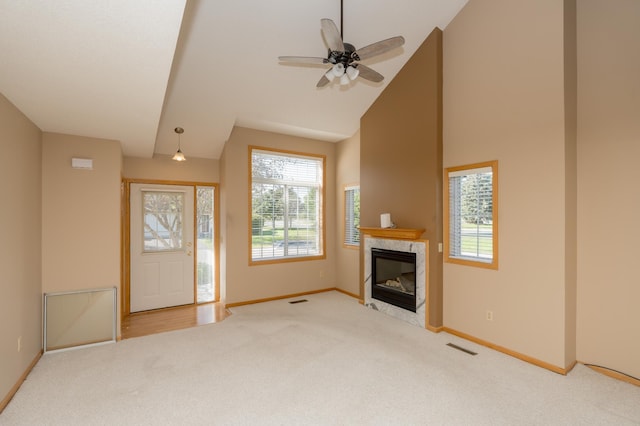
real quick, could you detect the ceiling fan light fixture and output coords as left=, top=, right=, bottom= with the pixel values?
left=346, top=65, right=359, bottom=81
left=172, top=127, right=186, bottom=162
left=325, top=69, right=336, bottom=82
left=277, top=0, right=404, bottom=88
left=332, top=63, right=345, bottom=77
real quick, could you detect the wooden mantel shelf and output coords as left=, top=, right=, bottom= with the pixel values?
left=359, top=227, right=425, bottom=240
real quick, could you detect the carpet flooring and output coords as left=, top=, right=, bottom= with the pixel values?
left=2, top=291, right=639, bottom=425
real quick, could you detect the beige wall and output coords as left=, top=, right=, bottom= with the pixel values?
left=443, top=0, right=571, bottom=368
left=220, top=126, right=336, bottom=304
left=360, top=29, right=444, bottom=327
left=577, top=0, right=640, bottom=378
left=335, top=131, right=360, bottom=297
left=563, top=0, right=578, bottom=370
left=123, top=156, right=219, bottom=182
left=42, top=133, right=122, bottom=321
left=0, top=94, right=42, bottom=406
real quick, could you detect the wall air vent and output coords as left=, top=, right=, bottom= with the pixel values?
left=71, top=158, right=93, bottom=170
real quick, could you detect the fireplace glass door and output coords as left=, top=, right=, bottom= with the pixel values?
left=371, top=248, right=417, bottom=312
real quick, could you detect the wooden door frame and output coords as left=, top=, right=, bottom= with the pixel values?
left=121, top=178, right=220, bottom=319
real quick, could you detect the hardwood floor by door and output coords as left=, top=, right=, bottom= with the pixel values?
left=121, top=302, right=230, bottom=339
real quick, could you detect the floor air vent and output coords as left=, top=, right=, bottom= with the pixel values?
left=289, top=299, right=308, bottom=304
left=446, top=343, right=477, bottom=356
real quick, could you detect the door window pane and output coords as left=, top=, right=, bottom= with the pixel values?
left=143, top=191, right=184, bottom=252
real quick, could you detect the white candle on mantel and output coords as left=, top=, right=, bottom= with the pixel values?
left=380, top=213, right=392, bottom=228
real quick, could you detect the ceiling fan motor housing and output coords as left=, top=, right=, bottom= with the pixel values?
left=328, top=42, right=357, bottom=66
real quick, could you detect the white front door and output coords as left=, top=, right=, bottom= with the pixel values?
left=130, top=184, right=195, bottom=312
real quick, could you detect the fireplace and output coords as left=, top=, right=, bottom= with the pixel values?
left=371, top=248, right=417, bottom=312
left=364, top=236, right=426, bottom=328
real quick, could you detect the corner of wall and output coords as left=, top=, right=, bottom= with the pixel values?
left=335, top=131, right=361, bottom=298
left=360, top=28, right=444, bottom=328
left=0, top=92, right=43, bottom=408
left=563, top=0, right=578, bottom=370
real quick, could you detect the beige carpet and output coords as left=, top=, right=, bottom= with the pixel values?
left=2, top=291, right=639, bottom=425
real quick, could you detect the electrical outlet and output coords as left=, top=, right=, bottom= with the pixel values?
left=486, top=311, right=494, bottom=321
left=18, top=336, right=22, bottom=352
left=319, top=270, right=325, bottom=278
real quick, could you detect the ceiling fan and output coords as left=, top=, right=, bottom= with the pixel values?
left=278, top=2, right=405, bottom=88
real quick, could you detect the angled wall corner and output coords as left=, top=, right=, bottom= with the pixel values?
left=42, top=133, right=122, bottom=332
left=0, top=93, right=43, bottom=409
left=219, top=126, right=338, bottom=305
left=443, top=0, right=571, bottom=370
left=576, top=0, right=640, bottom=379
left=360, top=28, right=444, bottom=328
left=563, top=0, right=578, bottom=371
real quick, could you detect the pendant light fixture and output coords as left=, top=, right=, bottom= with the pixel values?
left=172, top=127, right=186, bottom=161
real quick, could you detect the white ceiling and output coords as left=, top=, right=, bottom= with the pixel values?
left=0, top=0, right=468, bottom=160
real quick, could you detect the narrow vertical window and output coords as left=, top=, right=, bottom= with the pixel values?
left=196, top=186, right=215, bottom=303
left=444, top=161, right=498, bottom=269
left=344, top=185, right=360, bottom=247
left=250, top=147, right=325, bottom=263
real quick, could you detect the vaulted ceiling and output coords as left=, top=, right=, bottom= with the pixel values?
left=0, top=0, right=468, bottom=160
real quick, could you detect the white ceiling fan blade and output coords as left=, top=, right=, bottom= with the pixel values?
left=355, top=64, right=384, bottom=83
left=321, top=18, right=345, bottom=52
left=353, top=36, right=405, bottom=61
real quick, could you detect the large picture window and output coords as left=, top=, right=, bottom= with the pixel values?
left=444, top=161, right=498, bottom=269
left=250, top=147, right=325, bottom=263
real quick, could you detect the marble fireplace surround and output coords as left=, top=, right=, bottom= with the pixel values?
left=363, top=232, right=428, bottom=328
